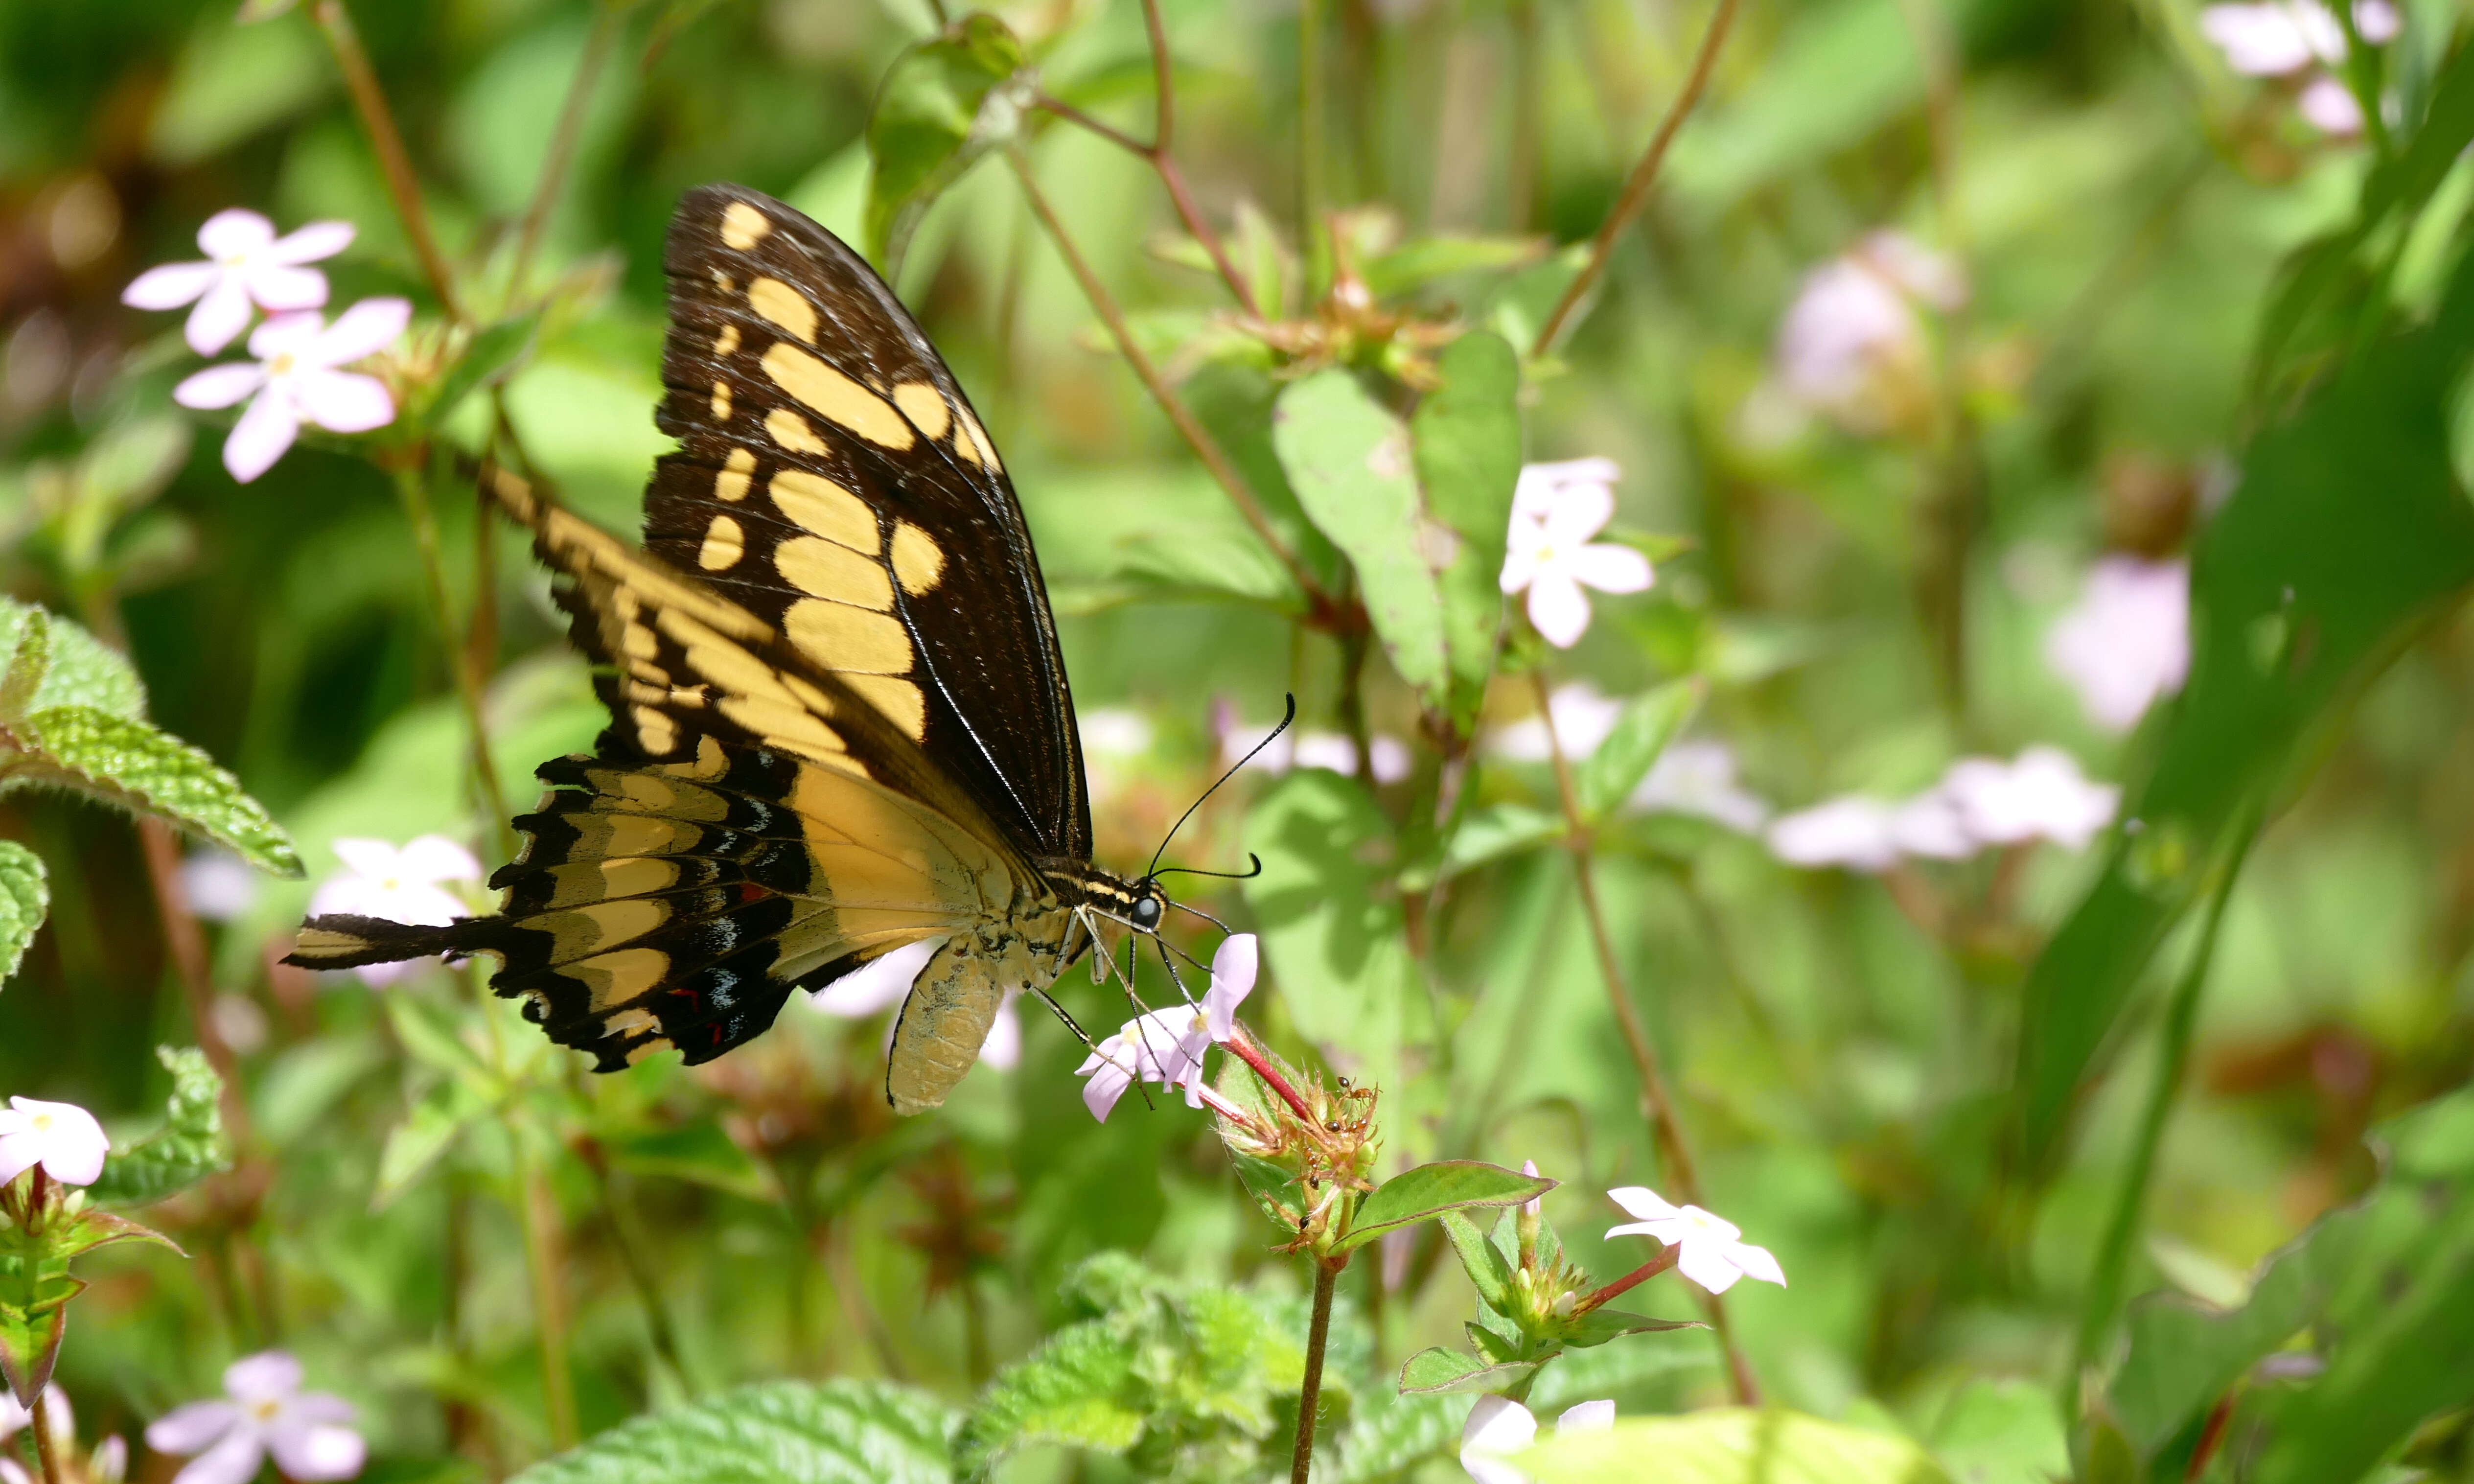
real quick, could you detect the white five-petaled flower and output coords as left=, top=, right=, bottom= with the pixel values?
left=1076, top=934, right=1257, bottom=1122
left=146, top=1352, right=365, bottom=1484
left=121, top=209, right=354, bottom=356
left=2046, top=555, right=2191, bottom=732
left=1938, top=747, right=2120, bottom=851
left=0, top=1095, right=110, bottom=1188
left=805, top=938, right=1024, bottom=1070
left=1630, top=740, right=1773, bottom=834
left=305, top=835, right=482, bottom=988
left=1499, top=460, right=1654, bottom=649
left=1487, top=681, right=1625, bottom=763
left=1459, top=1395, right=1616, bottom=1484
left=1605, top=1186, right=1786, bottom=1296
left=174, top=300, right=408, bottom=483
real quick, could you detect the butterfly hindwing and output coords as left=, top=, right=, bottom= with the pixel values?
left=639, top=184, right=1090, bottom=864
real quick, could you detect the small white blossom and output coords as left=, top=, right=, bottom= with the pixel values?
left=1939, top=747, right=2118, bottom=850
left=121, top=209, right=353, bottom=355
left=1076, top=934, right=1256, bottom=1121
left=179, top=849, right=260, bottom=923
left=0, top=1096, right=110, bottom=1187
left=1488, top=682, right=1625, bottom=763
left=2199, top=0, right=2396, bottom=134
left=1628, top=740, right=1772, bottom=834
left=146, top=1352, right=364, bottom=1484
left=1769, top=232, right=1966, bottom=435
left=175, top=299, right=408, bottom=482
left=2296, top=74, right=2366, bottom=132
left=2046, top=556, right=2190, bottom=732
left=1606, top=1186, right=1786, bottom=1296
left=1767, top=795, right=1964, bottom=871
left=1499, top=461, right=1654, bottom=648
left=306, top=835, right=481, bottom=988
left=1459, top=1395, right=1617, bottom=1484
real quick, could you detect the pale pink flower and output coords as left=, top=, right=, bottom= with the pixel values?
left=1771, top=232, right=1966, bottom=434
left=1499, top=461, right=1654, bottom=648
left=2046, top=556, right=2190, bottom=732
left=1766, top=795, right=1966, bottom=871
left=1606, top=1186, right=1786, bottom=1296
left=122, top=209, right=353, bottom=355
left=2198, top=0, right=2396, bottom=72
left=1488, top=682, right=1624, bottom=762
left=1076, top=934, right=1256, bottom=1121
left=2297, top=75, right=2366, bottom=132
left=174, top=300, right=408, bottom=482
left=1628, top=740, right=1772, bottom=833
left=1459, top=1396, right=1616, bottom=1484
left=146, top=1353, right=364, bottom=1484
left=0, top=1096, right=109, bottom=1187
left=306, top=835, right=480, bottom=988
left=1939, top=746, right=2118, bottom=850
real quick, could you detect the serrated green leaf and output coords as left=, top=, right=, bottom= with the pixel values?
left=0, top=843, right=46, bottom=985
left=1397, top=1345, right=1540, bottom=1396
left=1575, top=681, right=1702, bottom=820
left=1413, top=331, right=1523, bottom=731
left=1519, top=1410, right=1953, bottom=1484
left=0, top=706, right=299, bottom=876
left=0, top=610, right=48, bottom=720
left=864, top=14, right=1034, bottom=277
left=959, top=1319, right=1144, bottom=1470
left=428, top=312, right=541, bottom=424
left=373, top=1081, right=486, bottom=1210
left=0, top=601, right=144, bottom=720
left=1338, top=1161, right=1553, bottom=1253
left=601, top=1120, right=778, bottom=1203
left=86, top=1046, right=231, bottom=1206
left=509, top=1380, right=957, bottom=1484
left=1273, top=369, right=1451, bottom=698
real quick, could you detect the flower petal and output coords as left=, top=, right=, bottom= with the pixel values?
left=1205, top=934, right=1257, bottom=1040
left=265, top=221, right=355, bottom=266
left=1730, top=1241, right=1788, bottom=1287
left=248, top=310, right=326, bottom=360
left=1536, top=480, right=1617, bottom=543
left=222, top=391, right=301, bottom=483
left=396, top=835, right=483, bottom=885
left=328, top=838, right=400, bottom=879
left=811, top=937, right=940, bottom=1017
left=1462, top=1395, right=1538, bottom=1455
left=224, top=1350, right=304, bottom=1403
left=1676, top=1240, right=1745, bottom=1295
left=1565, top=542, right=1654, bottom=596
left=267, top=1421, right=364, bottom=1483
left=32, top=1101, right=109, bottom=1185
left=1606, top=1185, right=1683, bottom=1222
left=1525, top=572, right=1593, bottom=648
left=196, top=209, right=276, bottom=259
left=167, top=1427, right=264, bottom=1484
left=0, top=1133, right=37, bottom=1188
left=311, top=298, right=411, bottom=366
left=122, top=261, right=219, bottom=311
left=144, top=1401, right=242, bottom=1456
left=977, top=993, right=1021, bottom=1070
left=174, top=363, right=268, bottom=411
left=184, top=278, right=256, bottom=355
left=1556, top=1400, right=1616, bottom=1434
left=1082, top=1059, right=1134, bottom=1122
left=294, top=371, right=394, bottom=434
left=244, top=263, right=330, bottom=313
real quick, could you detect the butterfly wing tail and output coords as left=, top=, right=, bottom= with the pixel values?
left=284, top=915, right=497, bottom=972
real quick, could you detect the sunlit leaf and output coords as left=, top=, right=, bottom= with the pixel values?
left=1520, top=1410, right=1953, bottom=1484
left=1412, top=330, right=1523, bottom=731
left=509, top=1380, right=957, bottom=1484
left=1575, top=680, right=1702, bottom=821
left=0, top=844, right=46, bottom=986
left=1397, top=1345, right=1538, bottom=1395
left=0, top=707, right=300, bottom=877
left=863, top=13, right=1034, bottom=277
left=1337, top=1161, right=1553, bottom=1253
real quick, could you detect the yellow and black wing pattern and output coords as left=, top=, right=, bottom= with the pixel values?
left=287, top=186, right=1092, bottom=1075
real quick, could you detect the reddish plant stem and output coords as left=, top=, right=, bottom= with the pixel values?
left=28, top=1387, right=63, bottom=1484
left=137, top=816, right=253, bottom=1146
left=312, top=0, right=464, bottom=323
left=1530, top=0, right=1745, bottom=356
left=1225, top=1027, right=1320, bottom=1124
left=1290, top=1254, right=1346, bottom=1484
left=1575, top=1244, right=1681, bottom=1313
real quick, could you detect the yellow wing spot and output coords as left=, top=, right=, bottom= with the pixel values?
left=761, top=343, right=917, bottom=451
left=781, top=674, right=837, bottom=718
left=768, top=468, right=879, bottom=552
left=623, top=622, right=660, bottom=662
left=748, top=277, right=817, bottom=344
left=717, top=694, right=848, bottom=762
left=776, top=535, right=894, bottom=611
left=633, top=703, right=678, bottom=755
left=889, top=520, right=946, bottom=596
left=714, top=324, right=741, bottom=358
left=956, top=404, right=1002, bottom=473
left=715, top=448, right=756, bottom=503
left=720, top=201, right=772, bottom=250
left=766, top=408, right=828, bottom=456
left=684, top=732, right=729, bottom=777
left=601, top=1007, right=661, bottom=1039
left=784, top=597, right=913, bottom=674
left=846, top=673, right=928, bottom=740
left=891, top=381, right=953, bottom=441
left=669, top=685, right=711, bottom=710
left=710, top=379, right=732, bottom=421
left=698, top=515, right=746, bottom=572
left=574, top=946, right=673, bottom=1010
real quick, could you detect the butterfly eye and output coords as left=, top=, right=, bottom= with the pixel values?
left=1133, top=896, right=1162, bottom=930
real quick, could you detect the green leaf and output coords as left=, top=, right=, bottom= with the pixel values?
left=1574, top=680, right=1702, bottom=821
left=1273, top=369, right=1451, bottom=698
left=1558, top=1308, right=1698, bottom=1348
left=427, top=312, right=541, bottom=424
left=601, top=1120, right=779, bottom=1203
left=0, top=1275, right=76, bottom=1407
left=86, top=1046, right=231, bottom=1206
left=959, top=1320, right=1144, bottom=1470
left=0, top=609, right=48, bottom=720
left=49, top=1207, right=184, bottom=1262
left=1337, top=1161, right=1554, bottom=1253
left=0, top=843, right=46, bottom=985
left=372, top=1081, right=486, bottom=1210
left=0, top=707, right=299, bottom=876
left=1412, top=331, right=1523, bottom=731
left=1439, top=802, right=1566, bottom=880
left=863, top=14, right=1034, bottom=277
left=0, top=601, right=145, bottom=720
left=2015, top=251, right=2474, bottom=1167
left=1926, top=1380, right=2067, bottom=1484
left=384, top=991, right=500, bottom=1096
left=1364, top=237, right=1548, bottom=298
left=1397, top=1345, right=1540, bottom=1396
left=1441, top=1209, right=1517, bottom=1314
left=508, top=1380, right=957, bottom=1484
left=1519, top=1410, right=1954, bottom=1484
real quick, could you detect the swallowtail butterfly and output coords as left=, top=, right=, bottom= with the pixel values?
left=286, top=185, right=1176, bottom=1114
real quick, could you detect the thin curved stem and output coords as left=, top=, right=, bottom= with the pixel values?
left=393, top=459, right=516, bottom=854
left=511, top=0, right=623, bottom=298
left=313, top=0, right=464, bottom=323
left=1531, top=0, right=1745, bottom=357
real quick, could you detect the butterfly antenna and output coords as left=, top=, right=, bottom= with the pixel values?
left=1152, top=854, right=1263, bottom=884
left=1146, top=694, right=1297, bottom=881
left=1170, top=900, right=1236, bottom=933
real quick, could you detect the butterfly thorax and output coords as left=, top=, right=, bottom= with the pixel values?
left=1036, top=858, right=1169, bottom=934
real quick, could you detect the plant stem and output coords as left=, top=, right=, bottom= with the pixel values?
left=1299, top=0, right=1329, bottom=293
left=1225, top=1026, right=1321, bottom=1123
left=2066, top=808, right=2262, bottom=1417
left=313, top=0, right=464, bottom=323
left=511, top=0, right=622, bottom=299
left=1291, top=1255, right=1345, bottom=1484
left=28, top=1388, right=63, bottom=1484
left=1530, top=0, right=1744, bottom=357
left=392, top=461, right=515, bottom=853
left=135, top=816, right=253, bottom=1145
left=1576, top=1244, right=1681, bottom=1312
left=1005, top=151, right=1331, bottom=616
left=1530, top=669, right=1758, bottom=1403
left=512, top=1135, right=581, bottom=1449
left=589, top=1155, right=695, bottom=1394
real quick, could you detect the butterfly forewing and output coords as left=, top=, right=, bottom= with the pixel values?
left=642, top=184, right=1090, bottom=864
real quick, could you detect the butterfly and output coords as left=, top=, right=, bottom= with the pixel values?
left=285, top=185, right=1180, bottom=1114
